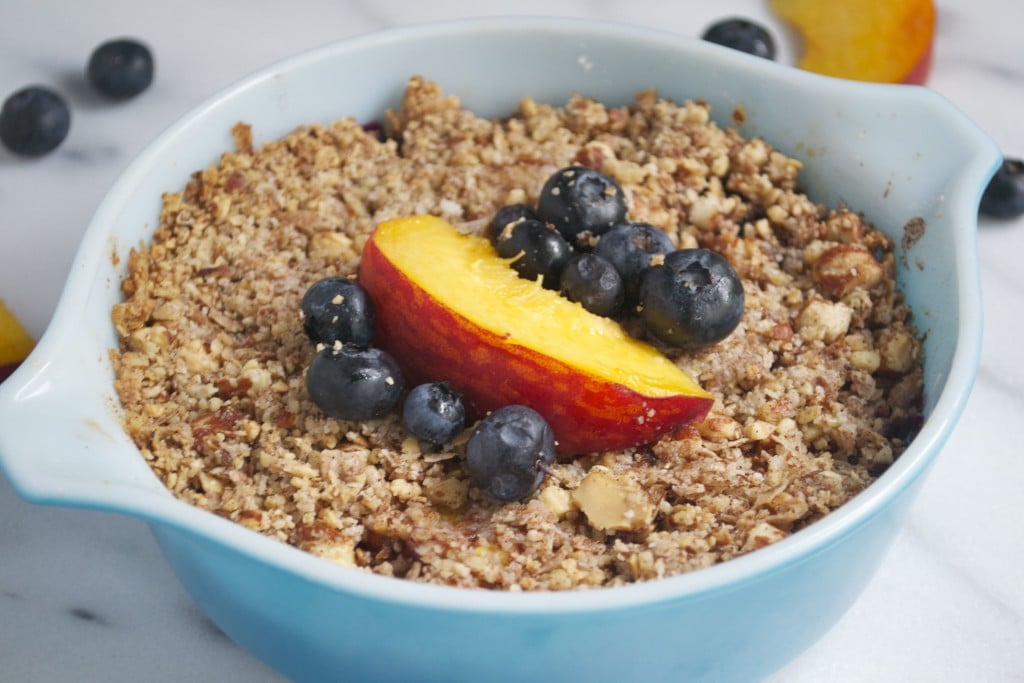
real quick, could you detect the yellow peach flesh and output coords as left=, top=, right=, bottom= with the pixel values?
left=770, top=0, right=936, bottom=84
left=371, top=215, right=707, bottom=399
left=0, top=300, right=34, bottom=367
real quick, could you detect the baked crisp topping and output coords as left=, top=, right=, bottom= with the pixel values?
left=111, top=76, right=923, bottom=590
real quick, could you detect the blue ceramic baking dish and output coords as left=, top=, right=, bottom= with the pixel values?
left=0, top=17, right=1000, bottom=683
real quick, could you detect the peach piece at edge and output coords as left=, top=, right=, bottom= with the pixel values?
left=0, top=300, right=34, bottom=384
left=357, top=215, right=714, bottom=455
left=769, top=0, right=936, bottom=85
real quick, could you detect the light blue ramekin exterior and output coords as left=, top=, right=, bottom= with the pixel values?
left=0, top=17, right=1001, bottom=683
left=150, top=484, right=918, bottom=683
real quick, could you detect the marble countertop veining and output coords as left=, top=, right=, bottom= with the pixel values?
left=1, top=1, right=1022, bottom=681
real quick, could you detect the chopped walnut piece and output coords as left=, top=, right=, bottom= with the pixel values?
left=572, top=467, right=654, bottom=532
left=879, top=328, right=919, bottom=374
left=850, top=349, right=881, bottom=373
left=309, top=231, right=355, bottom=260
left=741, top=521, right=788, bottom=552
left=813, top=244, right=884, bottom=298
left=796, top=299, right=853, bottom=343
left=537, top=484, right=573, bottom=517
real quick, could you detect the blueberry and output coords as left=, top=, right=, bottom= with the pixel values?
left=701, top=18, right=776, bottom=60
left=488, top=203, right=537, bottom=246
left=980, top=158, right=1024, bottom=219
left=559, top=253, right=624, bottom=317
left=361, top=119, right=387, bottom=143
left=593, top=222, right=675, bottom=302
left=402, top=382, right=466, bottom=446
left=301, top=277, right=375, bottom=347
left=306, top=344, right=403, bottom=421
left=0, top=86, right=70, bottom=157
left=493, top=218, right=572, bottom=289
left=466, top=405, right=556, bottom=502
left=639, top=248, right=745, bottom=350
left=87, top=39, right=154, bottom=99
left=536, top=166, right=627, bottom=246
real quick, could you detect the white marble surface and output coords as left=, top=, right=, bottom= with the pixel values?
left=1, top=1, right=1022, bottom=681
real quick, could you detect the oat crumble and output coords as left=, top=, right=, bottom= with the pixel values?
left=111, top=76, right=923, bottom=590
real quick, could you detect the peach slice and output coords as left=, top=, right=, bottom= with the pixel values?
left=0, top=300, right=35, bottom=383
left=769, top=0, right=936, bottom=84
left=358, top=215, right=713, bottom=455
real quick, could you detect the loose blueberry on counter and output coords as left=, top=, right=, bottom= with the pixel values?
left=0, top=86, right=71, bottom=156
left=493, top=218, right=572, bottom=288
left=301, top=277, right=375, bottom=346
left=307, top=344, right=404, bottom=421
left=488, top=203, right=537, bottom=246
left=701, top=18, right=777, bottom=60
left=980, top=158, right=1024, bottom=220
left=466, top=405, right=556, bottom=502
left=87, top=38, right=154, bottom=99
left=537, top=166, right=627, bottom=246
left=639, top=248, right=745, bottom=350
left=402, top=382, right=466, bottom=446
left=559, top=253, right=624, bottom=317
left=593, top=222, right=675, bottom=302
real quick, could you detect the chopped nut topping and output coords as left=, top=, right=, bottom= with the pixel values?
left=879, top=328, right=919, bottom=374
left=796, top=299, right=853, bottom=343
left=813, top=244, right=884, bottom=298
left=572, top=467, right=655, bottom=532
left=111, top=77, right=922, bottom=591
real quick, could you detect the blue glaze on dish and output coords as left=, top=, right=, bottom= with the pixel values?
left=0, top=17, right=1000, bottom=683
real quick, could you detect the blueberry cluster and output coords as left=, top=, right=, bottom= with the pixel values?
left=0, top=38, right=154, bottom=157
left=301, top=276, right=554, bottom=502
left=490, top=166, right=746, bottom=351
left=301, top=277, right=404, bottom=421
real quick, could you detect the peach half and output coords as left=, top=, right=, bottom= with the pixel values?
left=770, top=0, right=936, bottom=85
left=0, top=300, right=35, bottom=384
left=357, top=215, right=713, bottom=455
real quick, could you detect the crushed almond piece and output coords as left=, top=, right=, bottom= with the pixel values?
left=572, top=467, right=654, bottom=532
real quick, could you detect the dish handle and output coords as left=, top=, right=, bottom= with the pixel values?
left=0, top=339, right=168, bottom=513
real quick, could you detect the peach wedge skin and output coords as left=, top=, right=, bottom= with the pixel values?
left=358, top=217, right=713, bottom=455
left=770, top=0, right=936, bottom=85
